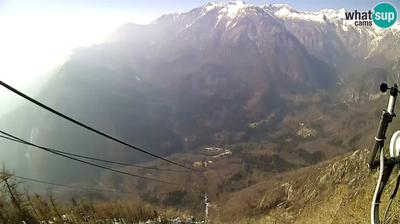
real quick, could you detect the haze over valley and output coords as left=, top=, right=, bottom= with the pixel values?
left=1, top=1, right=400, bottom=223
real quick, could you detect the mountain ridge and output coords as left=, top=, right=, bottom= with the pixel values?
left=0, top=2, right=398, bottom=216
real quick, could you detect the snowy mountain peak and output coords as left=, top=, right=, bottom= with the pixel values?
left=154, top=1, right=400, bottom=40
left=258, top=3, right=346, bottom=23
left=201, top=0, right=251, bottom=19
left=318, top=8, right=346, bottom=21
left=230, top=0, right=247, bottom=6
left=262, top=3, right=297, bottom=13
left=274, top=9, right=326, bottom=23
left=271, top=3, right=296, bottom=10
left=274, top=7, right=296, bottom=17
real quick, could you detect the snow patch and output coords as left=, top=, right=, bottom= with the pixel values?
left=266, top=4, right=346, bottom=24
left=202, top=1, right=249, bottom=19
left=226, top=1, right=247, bottom=18
left=274, top=9, right=326, bottom=23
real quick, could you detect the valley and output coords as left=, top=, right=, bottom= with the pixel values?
left=1, top=1, right=400, bottom=223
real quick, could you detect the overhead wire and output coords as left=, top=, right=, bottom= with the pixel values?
left=0, top=130, right=178, bottom=186
left=7, top=174, right=136, bottom=195
left=0, top=80, right=192, bottom=171
left=0, top=134, right=192, bottom=174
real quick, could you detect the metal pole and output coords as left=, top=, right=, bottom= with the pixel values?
left=205, top=192, right=209, bottom=223
left=369, top=83, right=398, bottom=224
left=203, top=150, right=209, bottom=224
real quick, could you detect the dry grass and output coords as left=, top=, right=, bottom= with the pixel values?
left=0, top=171, right=192, bottom=224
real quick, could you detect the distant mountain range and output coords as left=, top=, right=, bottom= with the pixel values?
left=1, top=1, right=399, bottom=185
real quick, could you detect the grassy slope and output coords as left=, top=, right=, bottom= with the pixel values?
left=218, top=148, right=400, bottom=224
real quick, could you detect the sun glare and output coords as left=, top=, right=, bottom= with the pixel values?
left=0, top=11, right=154, bottom=87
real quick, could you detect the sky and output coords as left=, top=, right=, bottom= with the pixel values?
left=0, top=0, right=399, bottom=91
